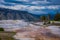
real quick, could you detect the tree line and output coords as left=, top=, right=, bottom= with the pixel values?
left=40, top=12, right=60, bottom=25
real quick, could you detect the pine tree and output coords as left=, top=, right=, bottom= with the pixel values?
left=54, top=12, right=60, bottom=21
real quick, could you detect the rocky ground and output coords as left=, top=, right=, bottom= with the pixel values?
left=13, top=25, right=60, bottom=40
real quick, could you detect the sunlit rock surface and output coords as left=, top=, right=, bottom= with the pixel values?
left=0, top=20, right=28, bottom=31
left=47, top=26, right=60, bottom=36
left=13, top=25, right=60, bottom=40
left=0, top=20, right=60, bottom=40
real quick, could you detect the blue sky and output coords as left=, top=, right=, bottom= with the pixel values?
left=0, top=0, right=60, bottom=15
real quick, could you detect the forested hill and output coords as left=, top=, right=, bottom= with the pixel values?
left=0, top=8, right=40, bottom=22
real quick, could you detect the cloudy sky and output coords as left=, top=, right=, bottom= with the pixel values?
left=0, top=0, right=60, bottom=14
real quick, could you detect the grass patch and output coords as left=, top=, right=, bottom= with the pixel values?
left=0, top=31, right=16, bottom=40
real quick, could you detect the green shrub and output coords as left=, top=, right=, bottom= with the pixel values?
left=0, top=28, right=4, bottom=31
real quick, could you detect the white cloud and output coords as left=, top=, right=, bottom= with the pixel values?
left=0, top=3, right=60, bottom=15
left=0, top=4, right=60, bottom=13
left=0, top=0, right=60, bottom=15
left=0, top=4, right=28, bottom=10
left=15, top=0, right=30, bottom=2
left=47, top=5, right=60, bottom=9
left=28, top=10, right=47, bottom=14
left=10, top=5, right=28, bottom=10
left=0, top=0, right=16, bottom=5
left=31, top=0, right=50, bottom=5
left=0, top=0, right=5, bottom=3
left=28, top=5, right=60, bottom=11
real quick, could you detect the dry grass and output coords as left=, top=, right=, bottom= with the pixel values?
left=0, top=31, right=16, bottom=40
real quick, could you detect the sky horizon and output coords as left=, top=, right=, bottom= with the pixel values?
left=0, top=0, right=60, bottom=15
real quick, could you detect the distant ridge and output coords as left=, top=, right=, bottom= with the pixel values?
left=0, top=8, right=40, bottom=22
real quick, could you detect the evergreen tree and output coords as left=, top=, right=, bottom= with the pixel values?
left=41, top=15, right=46, bottom=25
left=0, top=28, right=4, bottom=31
left=47, top=14, right=51, bottom=24
left=54, top=12, right=60, bottom=21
